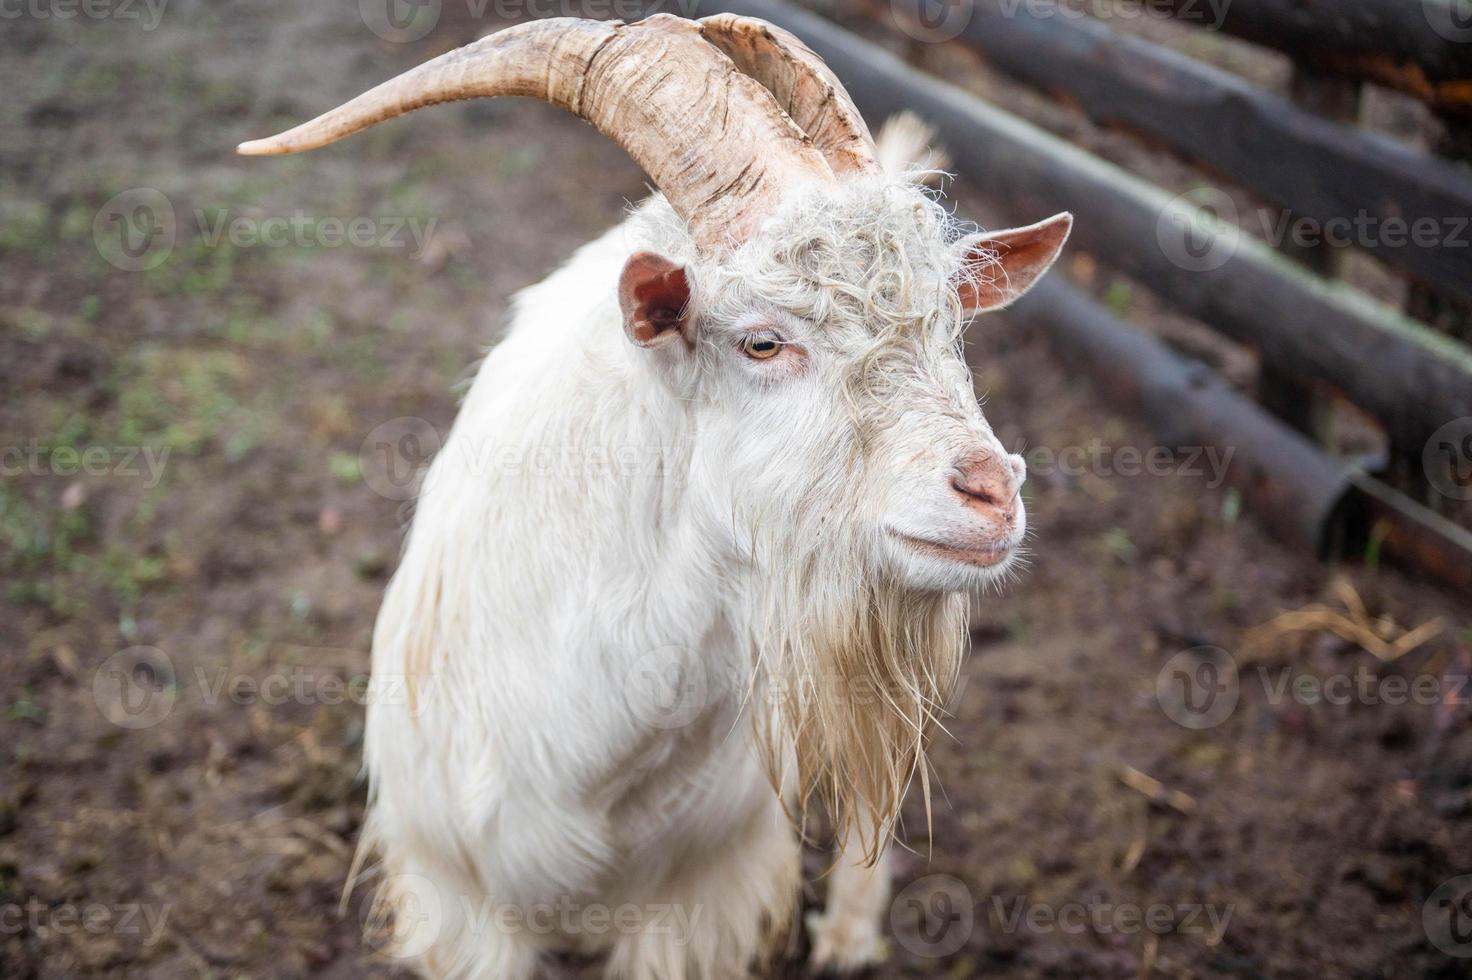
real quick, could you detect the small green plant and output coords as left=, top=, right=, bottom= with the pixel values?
left=329, top=452, right=362, bottom=485
left=1101, top=526, right=1136, bottom=564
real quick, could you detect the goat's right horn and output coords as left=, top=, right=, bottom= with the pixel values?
left=237, top=15, right=835, bottom=250
left=699, top=13, right=880, bottom=177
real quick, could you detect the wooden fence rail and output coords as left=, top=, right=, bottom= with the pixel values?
left=1161, top=0, right=1472, bottom=118
left=884, top=0, right=1472, bottom=301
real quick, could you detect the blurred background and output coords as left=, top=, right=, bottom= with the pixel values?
left=3, top=0, right=1472, bottom=976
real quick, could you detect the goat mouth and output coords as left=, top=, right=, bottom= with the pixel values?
left=887, top=530, right=1015, bottom=568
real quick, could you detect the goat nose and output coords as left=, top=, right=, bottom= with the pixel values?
left=951, top=452, right=1021, bottom=524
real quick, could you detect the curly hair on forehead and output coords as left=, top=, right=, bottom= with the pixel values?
left=631, top=175, right=993, bottom=348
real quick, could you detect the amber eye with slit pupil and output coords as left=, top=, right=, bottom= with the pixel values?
left=743, top=336, right=780, bottom=359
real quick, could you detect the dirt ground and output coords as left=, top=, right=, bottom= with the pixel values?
left=3, top=2, right=1470, bottom=979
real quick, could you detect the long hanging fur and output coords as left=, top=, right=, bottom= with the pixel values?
left=350, top=116, right=1045, bottom=980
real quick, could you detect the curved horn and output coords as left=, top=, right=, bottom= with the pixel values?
left=237, top=15, right=834, bottom=249
left=699, top=13, right=880, bottom=177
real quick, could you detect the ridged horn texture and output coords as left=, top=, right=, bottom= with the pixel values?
left=699, top=13, right=880, bottom=177
left=236, top=14, right=841, bottom=250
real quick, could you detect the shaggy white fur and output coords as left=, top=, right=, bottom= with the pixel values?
left=356, top=118, right=1066, bottom=979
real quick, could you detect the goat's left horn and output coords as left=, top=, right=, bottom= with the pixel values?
left=236, top=15, right=837, bottom=250
left=699, top=13, right=880, bottom=177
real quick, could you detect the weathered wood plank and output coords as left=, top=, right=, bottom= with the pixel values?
left=883, top=0, right=1472, bottom=301
left=1160, top=0, right=1472, bottom=117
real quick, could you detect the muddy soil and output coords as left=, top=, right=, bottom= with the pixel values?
left=2, top=3, right=1469, bottom=979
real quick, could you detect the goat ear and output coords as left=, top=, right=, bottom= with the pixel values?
left=619, top=251, right=694, bottom=349
left=954, top=212, right=1073, bottom=314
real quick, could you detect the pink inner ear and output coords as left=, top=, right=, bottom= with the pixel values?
left=619, top=251, right=693, bottom=348
left=957, top=213, right=1073, bottom=314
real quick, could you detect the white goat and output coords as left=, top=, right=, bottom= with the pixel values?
left=241, top=14, right=1069, bottom=979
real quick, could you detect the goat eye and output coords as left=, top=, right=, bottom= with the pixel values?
left=742, top=335, right=781, bottom=360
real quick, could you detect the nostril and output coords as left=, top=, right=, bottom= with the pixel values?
left=950, top=474, right=999, bottom=507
